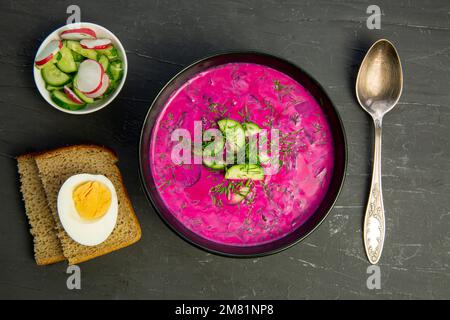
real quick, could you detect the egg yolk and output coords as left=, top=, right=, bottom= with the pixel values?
left=73, top=181, right=112, bottom=220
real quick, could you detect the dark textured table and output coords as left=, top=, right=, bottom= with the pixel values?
left=1, top=0, right=449, bottom=299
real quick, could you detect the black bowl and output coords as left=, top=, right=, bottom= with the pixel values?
left=139, top=52, right=347, bottom=257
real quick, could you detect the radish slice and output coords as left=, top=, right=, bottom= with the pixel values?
left=35, top=40, right=62, bottom=67
left=227, top=186, right=251, bottom=205
left=64, top=86, right=84, bottom=104
left=75, top=59, right=104, bottom=94
left=60, top=28, right=97, bottom=40
left=80, top=39, right=112, bottom=50
left=86, top=74, right=110, bottom=98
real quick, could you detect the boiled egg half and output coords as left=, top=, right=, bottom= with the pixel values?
left=57, top=174, right=118, bottom=246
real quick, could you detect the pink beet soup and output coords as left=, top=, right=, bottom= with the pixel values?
left=150, top=63, right=334, bottom=246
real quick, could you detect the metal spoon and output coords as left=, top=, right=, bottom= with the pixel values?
left=356, top=39, right=403, bottom=264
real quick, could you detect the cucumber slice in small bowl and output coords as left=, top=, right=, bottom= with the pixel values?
left=33, top=22, right=128, bottom=114
left=51, top=90, right=86, bottom=111
left=68, top=47, right=85, bottom=62
left=42, top=63, right=71, bottom=86
left=108, top=60, right=123, bottom=81
left=98, top=55, right=109, bottom=72
left=56, top=46, right=77, bottom=73
left=73, top=86, right=94, bottom=104
left=96, top=46, right=119, bottom=61
left=46, top=84, right=65, bottom=91
left=66, top=40, right=98, bottom=60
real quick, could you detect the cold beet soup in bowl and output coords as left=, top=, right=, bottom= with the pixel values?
left=140, top=52, right=346, bottom=256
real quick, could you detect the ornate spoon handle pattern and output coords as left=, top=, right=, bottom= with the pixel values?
left=363, top=119, right=385, bottom=264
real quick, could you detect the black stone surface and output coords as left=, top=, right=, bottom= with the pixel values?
left=0, top=0, right=449, bottom=299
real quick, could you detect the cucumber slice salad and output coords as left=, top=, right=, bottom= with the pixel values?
left=35, top=27, right=124, bottom=111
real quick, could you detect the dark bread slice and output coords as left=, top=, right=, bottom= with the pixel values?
left=34, top=145, right=141, bottom=265
left=17, top=154, right=65, bottom=265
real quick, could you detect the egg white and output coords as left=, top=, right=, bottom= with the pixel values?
left=57, top=174, right=118, bottom=246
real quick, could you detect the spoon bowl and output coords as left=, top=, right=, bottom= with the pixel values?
left=356, top=39, right=403, bottom=119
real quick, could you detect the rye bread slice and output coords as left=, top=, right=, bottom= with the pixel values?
left=34, top=145, right=141, bottom=265
left=17, top=155, right=65, bottom=265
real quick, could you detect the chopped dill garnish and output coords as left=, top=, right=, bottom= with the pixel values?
left=157, top=179, right=172, bottom=190
left=312, top=122, right=323, bottom=133
left=209, top=180, right=255, bottom=207
left=274, top=79, right=284, bottom=92
left=209, top=103, right=219, bottom=113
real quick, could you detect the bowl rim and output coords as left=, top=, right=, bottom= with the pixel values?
left=33, top=22, right=128, bottom=115
left=139, top=50, right=348, bottom=257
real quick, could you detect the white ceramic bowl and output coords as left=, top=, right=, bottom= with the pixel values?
left=33, top=22, right=128, bottom=115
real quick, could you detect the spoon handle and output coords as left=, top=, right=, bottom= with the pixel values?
left=364, top=119, right=386, bottom=264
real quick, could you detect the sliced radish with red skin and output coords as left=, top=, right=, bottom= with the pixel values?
left=86, top=74, right=110, bottom=98
left=60, top=28, right=96, bottom=40
left=35, top=53, right=54, bottom=67
left=35, top=40, right=62, bottom=67
left=75, top=59, right=104, bottom=94
left=64, top=86, right=84, bottom=104
left=227, top=186, right=251, bottom=205
left=80, top=39, right=112, bottom=50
